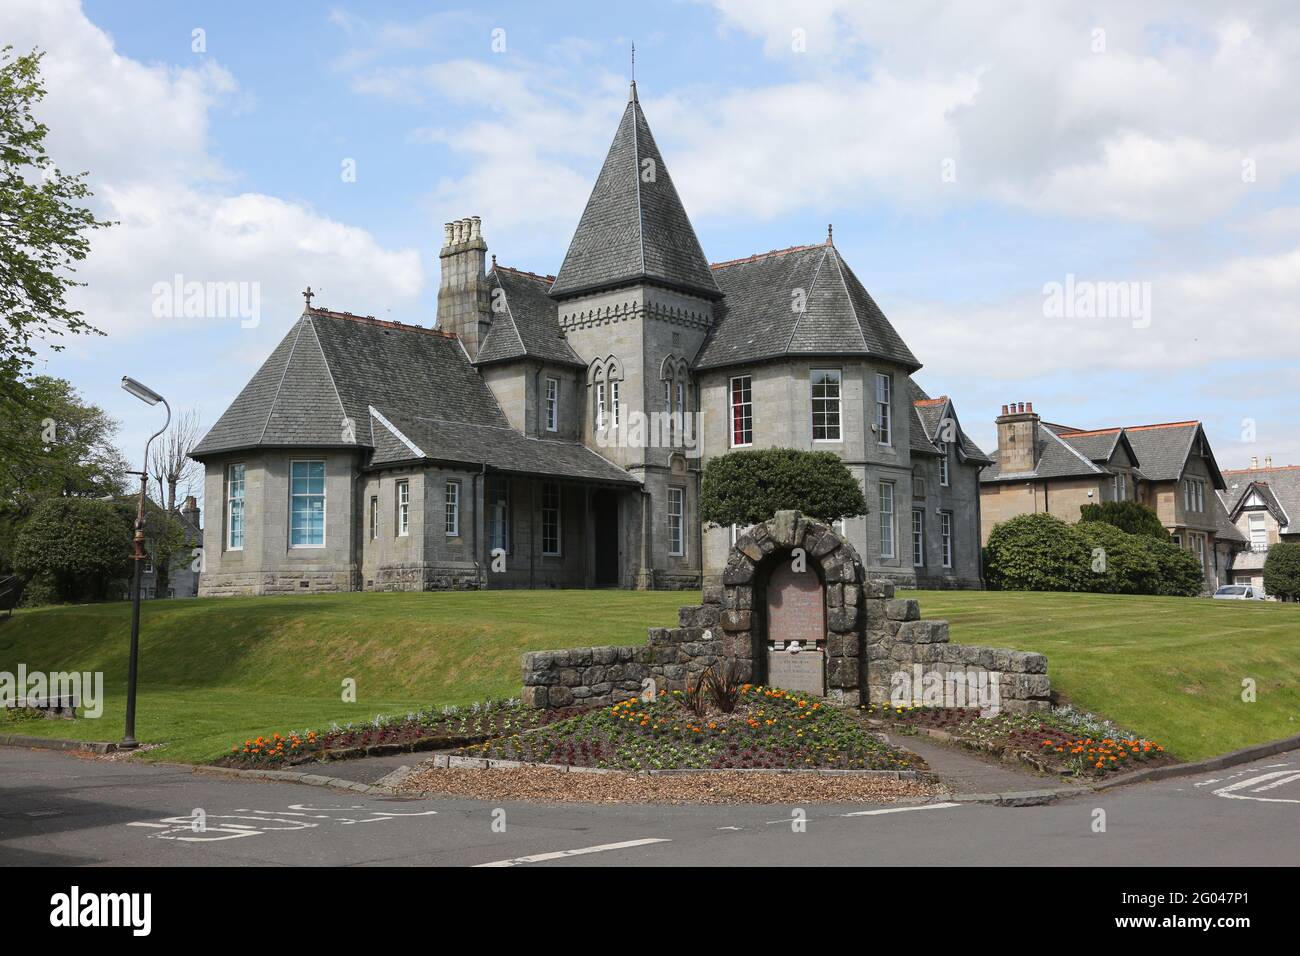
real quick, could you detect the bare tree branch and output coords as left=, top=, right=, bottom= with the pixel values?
left=148, top=407, right=201, bottom=513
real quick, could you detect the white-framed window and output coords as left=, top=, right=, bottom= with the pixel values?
left=1183, top=478, right=1205, bottom=513
left=396, top=480, right=410, bottom=536
left=939, top=445, right=950, bottom=486
left=875, top=372, right=892, bottom=446
left=290, top=459, right=325, bottom=548
left=445, top=480, right=460, bottom=537
left=1191, top=532, right=1206, bottom=568
left=1248, top=513, right=1267, bottom=551
left=487, top=479, right=509, bottom=552
left=226, top=463, right=245, bottom=550
left=940, top=511, right=953, bottom=568
left=545, top=378, right=559, bottom=432
left=542, top=482, right=561, bottom=556
left=912, top=508, right=925, bottom=568
left=611, top=381, right=621, bottom=429
left=369, top=496, right=378, bottom=541
left=879, top=481, right=895, bottom=559
left=595, top=382, right=607, bottom=430
left=913, top=470, right=926, bottom=498
left=1171, top=533, right=1182, bottom=546
left=812, top=369, right=842, bottom=441
left=1113, top=471, right=1126, bottom=501
left=668, top=487, right=685, bottom=556
left=143, top=553, right=154, bottom=574
left=730, top=375, right=753, bottom=447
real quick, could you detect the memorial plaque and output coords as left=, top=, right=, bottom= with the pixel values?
left=767, top=647, right=826, bottom=696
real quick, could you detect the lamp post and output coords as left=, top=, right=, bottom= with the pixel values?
left=120, top=376, right=170, bottom=749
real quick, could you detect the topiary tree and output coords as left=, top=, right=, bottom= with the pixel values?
left=1076, top=521, right=1159, bottom=594
left=983, top=513, right=1092, bottom=592
left=1264, top=542, right=1300, bottom=601
left=1147, top=538, right=1205, bottom=597
left=12, top=497, right=133, bottom=603
left=699, top=448, right=867, bottom=528
left=1078, top=500, right=1169, bottom=540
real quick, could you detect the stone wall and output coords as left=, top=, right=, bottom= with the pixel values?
left=523, top=510, right=1051, bottom=713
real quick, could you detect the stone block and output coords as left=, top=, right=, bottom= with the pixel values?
left=827, top=606, right=858, bottom=632
left=886, top=598, right=920, bottom=621
left=1011, top=651, right=1048, bottom=674
left=549, top=686, right=574, bottom=708
left=521, top=685, right=548, bottom=709
left=593, top=646, right=618, bottom=665
left=702, top=585, right=723, bottom=605
left=722, top=609, right=752, bottom=632
left=722, top=561, right=754, bottom=586
left=864, top=579, right=895, bottom=599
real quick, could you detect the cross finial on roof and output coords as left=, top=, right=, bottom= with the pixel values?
left=303, top=286, right=314, bottom=309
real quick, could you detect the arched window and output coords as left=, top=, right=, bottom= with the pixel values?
left=588, top=356, right=624, bottom=432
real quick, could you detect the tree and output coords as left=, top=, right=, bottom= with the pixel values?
left=1264, top=543, right=1300, bottom=601
left=983, top=513, right=1092, bottom=592
left=0, top=47, right=112, bottom=400
left=0, top=376, right=129, bottom=571
left=1079, top=501, right=1169, bottom=540
left=12, top=497, right=133, bottom=603
left=1147, top=538, right=1205, bottom=597
left=148, top=409, right=202, bottom=595
left=699, top=448, right=867, bottom=528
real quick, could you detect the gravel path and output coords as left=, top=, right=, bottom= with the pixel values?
left=397, top=765, right=948, bottom=805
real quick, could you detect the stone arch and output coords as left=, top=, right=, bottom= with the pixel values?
left=718, top=510, right=866, bottom=702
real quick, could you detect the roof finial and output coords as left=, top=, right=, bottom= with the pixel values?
left=302, top=286, right=314, bottom=309
left=629, top=42, right=638, bottom=102
left=826, top=224, right=833, bottom=246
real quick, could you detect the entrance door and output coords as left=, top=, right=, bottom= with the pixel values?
left=592, top=490, right=620, bottom=586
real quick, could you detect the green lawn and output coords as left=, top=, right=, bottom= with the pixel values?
left=1, top=589, right=1297, bottom=763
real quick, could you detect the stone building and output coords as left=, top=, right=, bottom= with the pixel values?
left=979, top=403, right=1245, bottom=592
left=191, top=81, right=989, bottom=596
left=1220, top=457, right=1300, bottom=595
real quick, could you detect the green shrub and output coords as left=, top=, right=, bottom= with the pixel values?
left=984, top=513, right=1092, bottom=592
left=1076, top=521, right=1159, bottom=594
left=1264, top=542, right=1300, bottom=601
left=699, top=448, right=867, bottom=528
left=1146, top=539, right=1205, bottom=597
left=1079, top=501, right=1169, bottom=540
left=12, top=497, right=133, bottom=603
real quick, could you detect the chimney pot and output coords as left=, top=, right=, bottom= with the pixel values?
left=1251, top=456, right=1259, bottom=469
left=1265, top=455, right=1273, bottom=468
left=1001, top=404, right=1009, bottom=415
left=443, top=222, right=453, bottom=245
left=1026, top=402, right=1033, bottom=412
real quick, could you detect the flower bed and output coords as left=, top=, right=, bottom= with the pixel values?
left=459, top=685, right=922, bottom=772
left=862, top=702, right=1174, bottom=778
left=216, top=699, right=591, bottom=768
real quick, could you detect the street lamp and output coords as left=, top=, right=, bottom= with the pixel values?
left=120, top=376, right=171, bottom=749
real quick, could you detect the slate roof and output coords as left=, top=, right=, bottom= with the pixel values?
left=909, top=381, right=992, bottom=463
left=1121, top=422, right=1223, bottom=486
left=980, top=422, right=1108, bottom=482
left=549, top=83, right=720, bottom=301
left=476, top=266, right=585, bottom=368
left=695, top=243, right=921, bottom=372
left=1223, top=465, right=1300, bottom=533
left=192, top=308, right=635, bottom=485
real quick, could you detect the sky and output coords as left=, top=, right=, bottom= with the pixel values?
left=6, top=0, right=1300, bottom=508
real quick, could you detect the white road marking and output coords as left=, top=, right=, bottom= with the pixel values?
left=473, top=838, right=671, bottom=867
left=126, top=822, right=169, bottom=829
left=841, top=802, right=963, bottom=817
left=1213, top=771, right=1300, bottom=804
left=1252, top=772, right=1300, bottom=792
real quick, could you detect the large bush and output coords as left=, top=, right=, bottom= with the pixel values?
left=1264, top=542, right=1300, bottom=601
left=984, top=513, right=1092, bottom=592
left=1076, top=521, right=1159, bottom=594
left=12, top=497, right=134, bottom=603
left=1146, top=539, right=1206, bottom=597
left=986, top=511, right=1203, bottom=596
left=1079, top=501, right=1169, bottom=541
left=699, top=448, right=867, bottom=527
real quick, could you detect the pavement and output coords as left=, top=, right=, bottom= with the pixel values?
left=2, top=745, right=1299, bottom=866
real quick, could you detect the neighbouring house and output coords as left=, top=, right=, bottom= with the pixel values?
left=979, top=403, right=1244, bottom=592
left=1220, top=457, right=1300, bottom=595
left=190, top=81, right=990, bottom=596
left=116, top=494, right=203, bottom=599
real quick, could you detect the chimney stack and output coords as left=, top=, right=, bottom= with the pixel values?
left=1251, top=456, right=1259, bottom=469
left=436, top=216, right=491, bottom=358
left=996, top=401, right=1041, bottom=475
left=1265, top=455, right=1273, bottom=468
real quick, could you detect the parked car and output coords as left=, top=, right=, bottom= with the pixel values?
left=1212, top=585, right=1267, bottom=600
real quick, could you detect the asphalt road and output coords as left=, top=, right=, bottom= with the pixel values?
left=1, top=747, right=1297, bottom=867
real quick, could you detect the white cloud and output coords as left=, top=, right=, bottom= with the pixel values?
left=0, top=0, right=425, bottom=348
